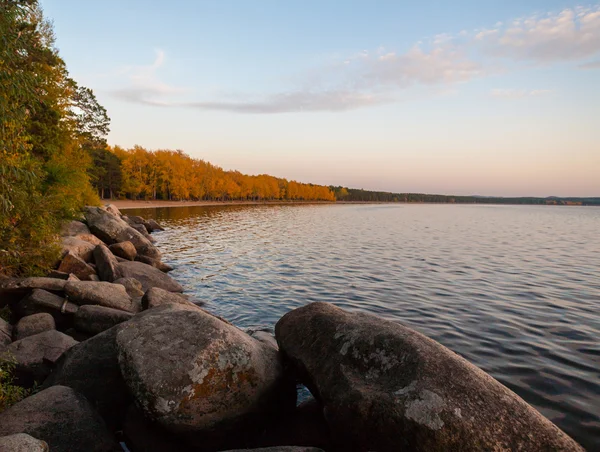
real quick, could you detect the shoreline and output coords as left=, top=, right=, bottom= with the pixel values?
left=110, top=200, right=337, bottom=209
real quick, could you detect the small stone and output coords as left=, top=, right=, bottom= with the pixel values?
left=0, top=433, right=49, bottom=452
left=13, top=313, right=55, bottom=341
left=57, top=252, right=96, bottom=281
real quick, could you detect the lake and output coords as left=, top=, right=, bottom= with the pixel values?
left=124, top=203, right=600, bottom=449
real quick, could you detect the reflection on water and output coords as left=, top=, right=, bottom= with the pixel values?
left=125, top=204, right=600, bottom=449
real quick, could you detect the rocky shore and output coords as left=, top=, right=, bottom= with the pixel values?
left=0, top=205, right=584, bottom=451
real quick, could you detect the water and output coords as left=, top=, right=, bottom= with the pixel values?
left=124, top=203, right=600, bottom=449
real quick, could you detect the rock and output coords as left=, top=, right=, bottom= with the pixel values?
left=76, top=233, right=105, bottom=246
left=122, top=404, right=187, bottom=452
left=0, top=318, right=11, bottom=347
left=63, top=327, right=92, bottom=342
left=141, top=287, right=197, bottom=310
left=60, top=237, right=96, bottom=262
left=117, top=261, right=183, bottom=293
left=0, top=433, right=49, bottom=452
left=85, top=207, right=160, bottom=259
left=0, top=277, right=66, bottom=296
left=0, top=385, right=119, bottom=452
left=57, top=252, right=97, bottom=280
left=5, top=330, right=78, bottom=387
left=222, top=447, right=325, bottom=452
left=93, top=244, right=121, bottom=282
left=12, top=289, right=78, bottom=328
left=65, top=281, right=138, bottom=313
left=114, top=277, right=145, bottom=298
left=130, top=222, right=156, bottom=243
left=117, top=304, right=295, bottom=435
left=13, top=313, right=55, bottom=341
left=47, top=270, right=70, bottom=280
left=60, top=220, right=90, bottom=237
left=74, top=305, right=133, bottom=335
left=104, top=203, right=122, bottom=217
left=43, top=326, right=131, bottom=427
left=135, top=254, right=173, bottom=272
left=108, top=241, right=137, bottom=261
left=249, top=331, right=278, bottom=351
left=146, top=218, right=165, bottom=232
left=275, top=302, right=584, bottom=452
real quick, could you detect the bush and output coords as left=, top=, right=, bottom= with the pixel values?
left=0, top=353, right=31, bottom=413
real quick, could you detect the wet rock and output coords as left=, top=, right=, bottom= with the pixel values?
left=146, top=218, right=164, bottom=232
left=60, top=237, right=96, bottom=262
left=117, top=261, right=183, bottom=293
left=85, top=207, right=160, bottom=259
left=0, top=433, right=49, bottom=451
left=61, top=220, right=90, bottom=237
left=13, top=289, right=78, bottom=326
left=141, top=287, right=197, bottom=310
left=13, top=313, right=55, bottom=341
left=5, top=330, right=78, bottom=387
left=129, top=222, right=156, bottom=243
left=74, top=305, right=133, bottom=335
left=109, top=241, right=137, bottom=261
left=114, top=277, right=145, bottom=298
left=93, top=244, right=121, bottom=282
left=0, top=385, right=119, bottom=452
left=275, top=302, right=583, bottom=452
left=57, top=252, right=97, bottom=280
left=43, top=326, right=131, bottom=427
left=135, top=254, right=173, bottom=272
left=117, top=304, right=295, bottom=435
left=65, top=281, right=138, bottom=313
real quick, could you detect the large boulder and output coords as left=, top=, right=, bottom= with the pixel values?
left=117, top=261, right=183, bottom=293
left=5, top=330, right=78, bottom=387
left=65, top=281, right=138, bottom=313
left=60, top=237, right=96, bottom=262
left=0, top=385, right=119, bottom=452
left=141, top=287, right=197, bottom=310
left=116, top=304, right=295, bottom=435
left=85, top=207, right=160, bottom=259
left=0, top=318, right=11, bottom=348
left=74, top=305, right=133, bottom=336
left=93, top=244, right=121, bottom=282
left=109, top=241, right=137, bottom=261
left=104, top=204, right=122, bottom=217
left=43, top=326, right=131, bottom=427
left=0, top=433, right=49, bottom=451
left=275, top=302, right=583, bottom=452
left=114, top=277, right=145, bottom=298
left=13, top=313, right=55, bottom=341
left=57, top=252, right=96, bottom=280
left=60, top=220, right=90, bottom=237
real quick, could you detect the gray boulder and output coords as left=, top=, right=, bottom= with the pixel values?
left=60, top=220, right=90, bottom=237
left=109, top=241, right=137, bottom=260
left=57, top=252, right=96, bottom=280
left=93, top=244, right=121, bottom=282
left=85, top=207, right=160, bottom=259
left=135, top=254, right=173, bottom=272
left=141, top=287, right=197, bottom=310
left=60, top=237, right=96, bottom=262
left=5, top=330, right=78, bottom=387
left=13, top=313, right=55, bottom=341
left=0, top=277, right=66, bottom=296
left=114, top=277, right=145, bottom=298
left=0, top=318, right=11, bottom=348
left=13, top=289, right=78, bottom=324
left=117, top=261, right=183, bottom=293
left=0, top=385, right=118, bottom=452
left=275, top=302, right=583, bottom=452
left=0, top=433, right=49, bottom=451
left=74, top=305, right=133, bottom=335
left=65, top=281, right=138, bottom=313
left=43, top=326, right=131, bottom=427
left=117, top=304, right=295, bottom=434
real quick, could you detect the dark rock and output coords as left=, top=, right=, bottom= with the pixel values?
left=47, top=270, right=70, bottom=280
left=108, top=241, right=137, bottom=261
left=43, top=326, right=131, bottom=428
left=13, top=289, right=78, bottom=327
left=130, top=222, right=156, bottom=243
left=57, top=252, right=96, bottom=280
left=117, top=304, right=295, bottom=435
left=117, top=261, right=183, bottom=293
left=60, top=237, right=96, bottom=262
left=135, top=254, right=173, bottom=272
left=85, top=207, right=160, bottom=259
left=275, top=302, right=583, bottom=452
left=0, top=385, right=119, bottom=452
left=0, top=433, right=49, bottom=451
left=5, top=330, right=78, bottom=387
left=64, top=281, right=138, bottom=313
left=114, top=277, right=145, bottom=298
left=0, top=277, right=66, bottom=296
left=74, top=305, right=133, bottom=335
left=141, top=287, right=197, bottom=310
left=13, top=313, right=55, bottom=341
left=146, top=218, right=164, bottom=232
left=63, top=327, right=92, bottom=342
left=0, top=318, right=11, bottom=348
left=222, top=447, right=325, bottom=452
left=122, top=404, right=187, bottom=452
left=61, top=220, right=90, bottom=237
left=93, top=244, right=121, bottom=282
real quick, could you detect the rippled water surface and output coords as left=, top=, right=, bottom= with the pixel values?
left=125, top=204, right=600, bottom=449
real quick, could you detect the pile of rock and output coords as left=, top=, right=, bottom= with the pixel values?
left=0, top=206, right=584, bottom=451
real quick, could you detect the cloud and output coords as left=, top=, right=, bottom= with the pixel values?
left=490, top=89, right=553, bottom=99
left=579, top=59, right=600, bottom=69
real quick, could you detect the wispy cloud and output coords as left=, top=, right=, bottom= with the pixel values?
left=111, top=5, right=600, bottom=113
left=490, top=89, right=553, bottom=99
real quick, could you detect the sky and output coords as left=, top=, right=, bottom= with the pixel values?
left=41, top=0, right=600, bottom=197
